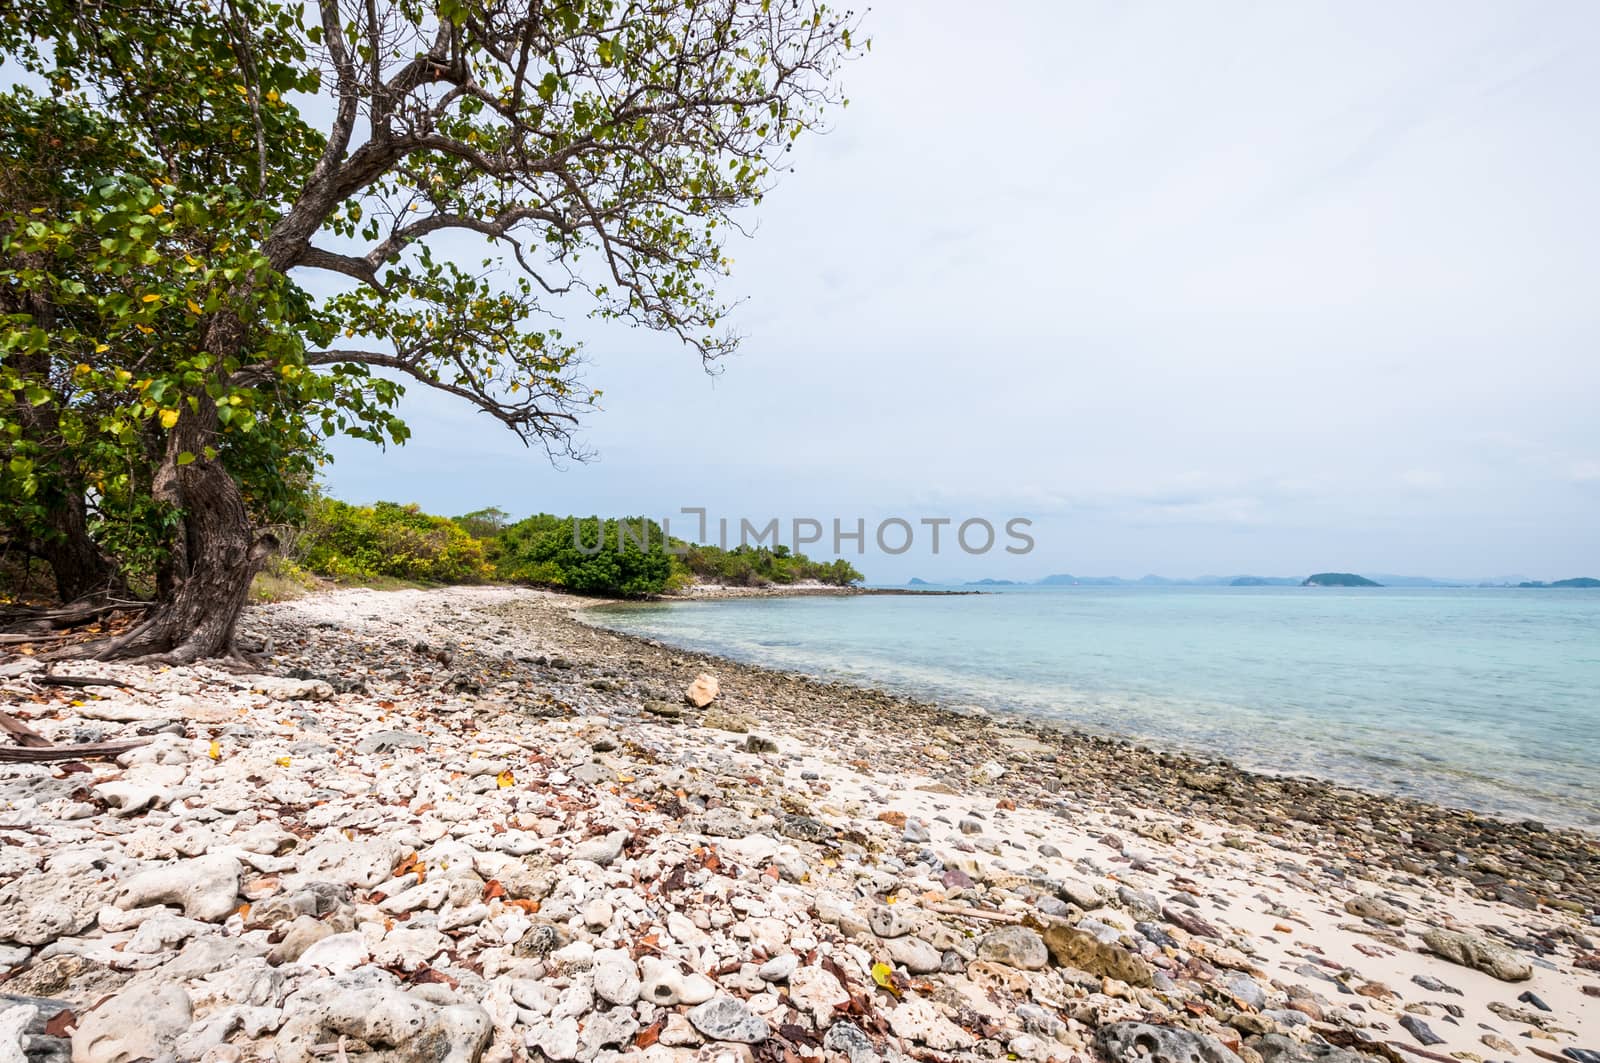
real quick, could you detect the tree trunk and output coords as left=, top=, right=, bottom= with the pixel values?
left=34, top=480, right=126, bottom=604
left=91, top=326, right=273, bottom=663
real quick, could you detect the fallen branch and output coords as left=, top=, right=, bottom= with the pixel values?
left=0, top=600, right=141, bottom=633
left=0, top=737, right=149, bottom=762
left=927, top=903, right=1024, bottom=923
left=0, top=710, right=51, bottom=748
left=35, top=675, right=134, bottom=690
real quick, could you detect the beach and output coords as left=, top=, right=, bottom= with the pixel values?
left=1, top=584, right=1595, bottom=1063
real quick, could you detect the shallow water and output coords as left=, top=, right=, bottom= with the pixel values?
left=594, top=586, right=1600, bottom=828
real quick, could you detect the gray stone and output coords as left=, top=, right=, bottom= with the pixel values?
left=687, top=995, right=769, bottom=1044
left=976, top=926, right=1048, bottom=970
left=1252, top=1034, right=1372, bottom=1063
left=1421, top=928, right=1532, bottom=982
left=867, top=905, right=918, bottom=939
left=885, top=936, right=942, bottom=975
left=1098, top=1023, right=1236, bottom=1063
left=355, top=729, right=428, bottom=754
left=1344, top=895, right=1406, bottom=926
left=571, top=830, right=628, bottom=866
left=823, top=1021, right=879, bottom=1062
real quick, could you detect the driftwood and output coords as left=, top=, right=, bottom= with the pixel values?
left=0, top=710, right=51, bottom=747
left=0, top=737, right=149, bottom=762
left=1, top=708, right=149, bottom=760
left=34, top=674, right=134, bottom=690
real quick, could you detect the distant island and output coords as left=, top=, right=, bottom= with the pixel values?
left=1302, top=572, right=1382, bottom=587
left=1229, top=576, right=1300, bottom=587
left=965, top=578, right=1020, bottom=586
left=906, top=577, right=932, bottom=586
left=1517, top=577, right=1600, bottom=588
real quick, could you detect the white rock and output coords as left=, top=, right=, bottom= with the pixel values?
left=640, top=955, right=717, bottom=1006
left=550, top=983, right=594, bottom=1022
left=887, top=997, right=974, bottom=1051
left=296, top=932, right=370, bottom=973
left=248, top=676, right=334, bottom=702
left=788, top=964, right=849, bottom=1026
left=885, top=935, right=942, bottom=974
left=113, top=854, right=241, bottom=922
left=126, top=913, right=212, bottom=954
left=571, top=830, right=628, bottom=866
left=592, top=951, right=641, bottom=1006
left=370, top=928, right=448, bottom=972
left=0, top=1005, right=36, bottom=1063
left=757, top=953, right=800, bottom=982
left=274, top=977, right=490, bottom=1063
left=525, top=1016, right=581, bottom=1061
left=70, top=982, right=192, bottom=1063
left=582, top=897, right=614, bottom=930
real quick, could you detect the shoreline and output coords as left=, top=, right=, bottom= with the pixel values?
left=583, top=592, right=1598, bottom=839
left=1, top=583, right=1595, bottom=1062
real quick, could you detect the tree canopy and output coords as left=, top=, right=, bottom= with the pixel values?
left=0, top=0, right=861, bottom=659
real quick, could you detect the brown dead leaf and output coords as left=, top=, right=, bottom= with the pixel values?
left=635, top=1019, right=663, bottom=1049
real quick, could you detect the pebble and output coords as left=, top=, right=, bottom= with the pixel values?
left=0, top=584, right=1591, bottom=1063
left=687, top=995, right=767, bottom=1043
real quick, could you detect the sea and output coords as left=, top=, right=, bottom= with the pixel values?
left=592, top=585, right=1600, bottom=829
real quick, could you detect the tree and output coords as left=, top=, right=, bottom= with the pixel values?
left=453, top=505, right=511, bottom=539
left=0, top=0, right=861, bottom=660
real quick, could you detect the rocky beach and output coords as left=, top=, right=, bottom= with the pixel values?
left=1, top=585, right=1596, bottom=1063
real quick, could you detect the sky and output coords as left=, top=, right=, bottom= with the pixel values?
left=322, top=0, right=1600, bottom=584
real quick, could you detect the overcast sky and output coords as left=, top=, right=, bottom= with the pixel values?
left=324, top=0, right=1600, bottom=583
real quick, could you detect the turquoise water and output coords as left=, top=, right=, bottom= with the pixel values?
left=594, top=586, right=1600, bottom=828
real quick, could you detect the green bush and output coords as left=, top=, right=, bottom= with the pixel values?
left=674, top=542, right=862, bottom=587
left=492, top=514, right=673, bottom=597
left=300, top=500, right=487, bottom=584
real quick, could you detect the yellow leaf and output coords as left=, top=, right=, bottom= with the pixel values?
left=275, top=756, right=292, bottom=767
left=135, top=324, right=154, bottom=334
left=147, top=204, right=165, bottom=215
left=94, top=343, right=109, bottom=353
left=870, top=962, right=900, bottom=996
left=141, top=293, right=161, bottom=303
left=158, top=409, right=179, bottom=429
left=496, top=770, right=515, bottom=789
left=186, top=299, right=203, bottom=315
left=208, top=741, right=221, bottom=760
left=74, top=363, right=91, bottom=375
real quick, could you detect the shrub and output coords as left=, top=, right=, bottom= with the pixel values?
left=493, top=514, right=672, bottom=597
left=674, top=542, right=862, bottom=587
left=300, top=500, right=487, bottom=584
